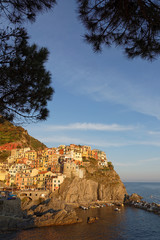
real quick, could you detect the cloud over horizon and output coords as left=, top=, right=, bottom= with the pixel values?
left=33, top=122, right=136, bottom=132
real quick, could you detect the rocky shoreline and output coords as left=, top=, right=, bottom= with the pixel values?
left=1, top=174, right=159, bottom=232
left=0, top=193, right=160, bottom=232
left=0, top=198, right=82, bottom=232
left=0, top=171, right=127, bottom=232
left=124, top=193, right=160, bottom=215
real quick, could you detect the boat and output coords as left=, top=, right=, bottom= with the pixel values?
left=80, top=206, right=88, bottom=210
left=114, top=208, right=121, bottom=212
left=7, top=192, right=17, bottom=200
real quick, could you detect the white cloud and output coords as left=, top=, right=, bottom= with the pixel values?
left=137, top=141, right=160, bottom=147
left=38, top=136, right=82, bottom=145
left=83, top=79, right=160, bottom=120
left=139, top=157, right=160, bottom=163
left=38, top=135, right=128, bottom=148
left=148, top=131, right=160, bottom=135
left=58, top=63, right=160, bottom=120
left=37, top=134, right=160, bottom=148
left=114, top=157, right=160, bottom=167
left=114, top=162, right=137, bottom=167
left=35, top=122, right=136, bottom=132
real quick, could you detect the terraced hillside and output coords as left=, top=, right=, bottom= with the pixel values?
left=0, top=117, right=46, bottom=151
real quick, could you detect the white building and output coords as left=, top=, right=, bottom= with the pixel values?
left=9, top=163, right=27, bottom=176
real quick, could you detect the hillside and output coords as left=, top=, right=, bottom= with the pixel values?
left=0, top=117, right=46, bottom=151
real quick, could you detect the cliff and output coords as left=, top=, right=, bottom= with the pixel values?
left=51, top=168, right=127, bottom=205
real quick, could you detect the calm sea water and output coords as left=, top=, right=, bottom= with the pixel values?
left=124, top=182, right=160, bottom=204
left=1, top=182, right=160, bottom=240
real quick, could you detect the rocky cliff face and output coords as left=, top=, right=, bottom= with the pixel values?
left=51, top=169, right=127, bottom=205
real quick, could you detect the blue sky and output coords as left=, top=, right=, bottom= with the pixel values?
left=25, top=0, right=160, bottom=182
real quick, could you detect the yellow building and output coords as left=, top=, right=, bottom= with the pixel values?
left=0, top=170, right=7, bottom=181
left=25, top=150, right=37, bottom=160
left=73, top=151, right=82, bottom=161
left=34, top=171, right=48, bottom=189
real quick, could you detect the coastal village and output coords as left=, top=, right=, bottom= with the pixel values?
left=0, top=143, right=108, bottom=192
left=0, top=142, right=160, bottom=230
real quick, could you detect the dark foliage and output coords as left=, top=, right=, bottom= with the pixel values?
left=0, top=36, right=54, bottom=122
left=0, top=0, right=56, bottom=122
left=0, top=0, right=56, bottom=23
left=77, top=0, right=160, bottom=60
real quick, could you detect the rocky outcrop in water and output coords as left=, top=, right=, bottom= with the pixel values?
left=87, top=216, right=99, bottom=224
left=124, top=193, right=143, bottom=203
left=0, top=198, right=81, bottom=232
left=33, top=208, right=82, bottom=227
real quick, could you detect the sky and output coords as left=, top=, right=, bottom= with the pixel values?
left=24, top=0, right=160, bottom=182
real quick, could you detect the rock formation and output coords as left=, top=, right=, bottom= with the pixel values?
left=0, top=198, right=81, bottom=232
left=51, top=169, right=127, bottom=205
left=87, top=216, right=99, bottom=224
left=124, top=193, right=143, bottom=204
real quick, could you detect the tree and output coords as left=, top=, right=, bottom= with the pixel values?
left=0, top=0, right=56, bottom=122
left=0, top=0, right=56, bottom=23
left=0, top=36, right=54, bottom=122
left=77, top=0, right=160, bottom=60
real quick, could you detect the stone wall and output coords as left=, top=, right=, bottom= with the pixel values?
left=0, top=198, right=23, bottom=217
left=63, top=162, right=84, bottom=178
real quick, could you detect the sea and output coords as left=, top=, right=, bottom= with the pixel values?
left=1, top=182, right=160, bottom=240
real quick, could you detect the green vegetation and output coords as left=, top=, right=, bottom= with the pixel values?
left=88, top=157, right=97, bottom=165
left=0, top=150, right=10, bottom=162
left=79, top=165, right=85, bottom=168
left=30, top=137, right=46, bottom=151
left=81, top=158, right=119, bottom=185
left=82, top=157, right=90, bottom=162
left=0, top=120, right=22, bottom=145
left=0, top=118, right=46, bottom=150
left=108, top=162, right=114, bottom=170
left=100, top=166, right=109, bottom=171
